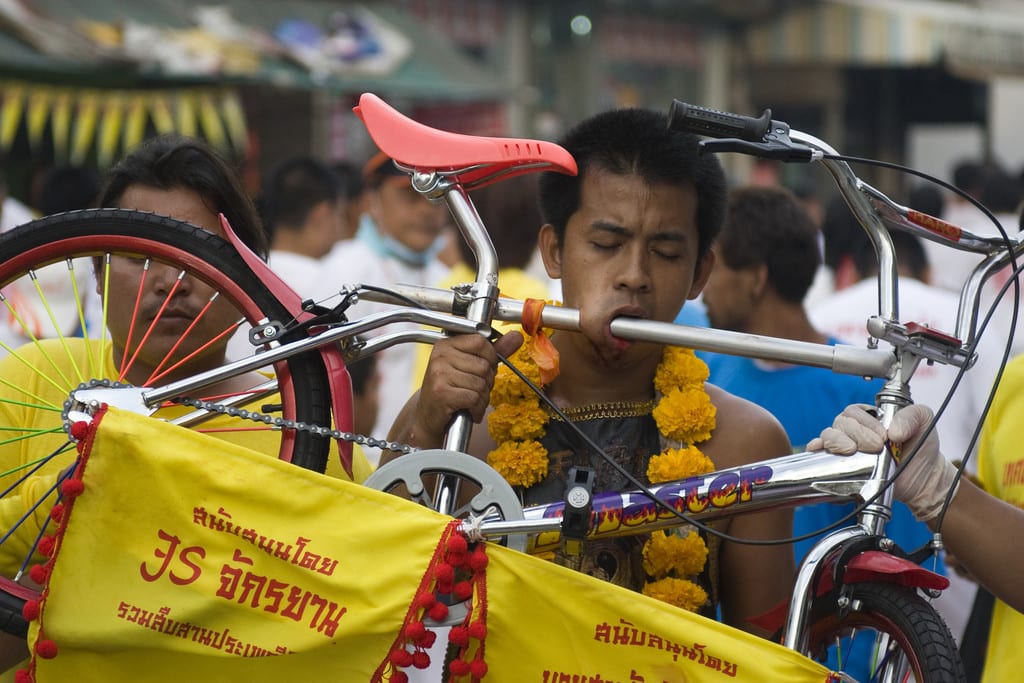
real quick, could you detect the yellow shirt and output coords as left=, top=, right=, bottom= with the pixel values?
left=976, top=354, right=1024, bottom=683
left=0, top=338, right=372, bottom=576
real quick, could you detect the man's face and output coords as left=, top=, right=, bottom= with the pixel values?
left=99, top=186, right=241, bottom=384
left=540, top=169, right=712, bottom=368
left=367, top=181, right=447, bottom=253
left=701, top=256, right=760, bottom=333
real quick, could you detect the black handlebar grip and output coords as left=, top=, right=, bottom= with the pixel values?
left=668, top=100, right=772, bottom=141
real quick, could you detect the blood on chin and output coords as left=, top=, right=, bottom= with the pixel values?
left=579, top=326, right=634, bottom=367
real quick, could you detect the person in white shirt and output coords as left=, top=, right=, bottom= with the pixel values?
left=1, top=168, right=99, bottom=354
left=809, top=204, right=1001, bottom=646
left=926, top=163, right=1019, bottom=297
left=319, top=152, right=450, bottom=464
left=261, top=156, right=345, bottom=302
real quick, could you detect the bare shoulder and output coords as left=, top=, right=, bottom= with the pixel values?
left=703, top=383, right=792, bottom=469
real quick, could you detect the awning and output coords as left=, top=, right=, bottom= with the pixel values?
left=0, top=1, right=505, bottom=164
left=745, top=0, right=1024, bottom=77
left=0, top=0, right=505, bottom=99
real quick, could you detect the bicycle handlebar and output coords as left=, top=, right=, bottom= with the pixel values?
left=668, top=100, right=1024, bottom=354
left=667, top=101, right=773, bottom=140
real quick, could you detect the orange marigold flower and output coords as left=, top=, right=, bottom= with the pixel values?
left=647, top=446, right=714, bottom=484
left=652, top=387, right=716, bottom=443
left=642, top=576, right=708, bottom=612
left=488, top=440, right=548, bottom=488
left=654, top=347, right=709, bottom=395
left=487, top=400, right=548, bottom=443
left=642, top=530, right=709, bottom=578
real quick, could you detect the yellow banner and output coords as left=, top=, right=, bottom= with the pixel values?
left=484, top=547, right=832, bottom=682
left=26, top=407, right=451, bottom=681
left=23, top=407, right=834, bottom=682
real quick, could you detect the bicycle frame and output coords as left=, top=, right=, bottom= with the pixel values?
left=351, top=95, right=1024, bottom=656
left=62, top=94, right=1024, bottom=662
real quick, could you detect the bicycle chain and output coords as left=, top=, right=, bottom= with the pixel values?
left=63, top=379, right=418, bottom=455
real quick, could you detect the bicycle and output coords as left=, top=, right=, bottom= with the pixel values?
left=0, top=94, right=1017, bottom=681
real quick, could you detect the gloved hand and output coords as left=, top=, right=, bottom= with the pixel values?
left=808, top=404, right=959, bottom=522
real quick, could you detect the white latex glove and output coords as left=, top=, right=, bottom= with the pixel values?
left=808, top=404, right=959, bottom=522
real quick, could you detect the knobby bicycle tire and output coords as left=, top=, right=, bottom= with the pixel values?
left=0, top=208, right=334, bottom=470
left=0, top=209, right=341, bottom=635
left=805, top=581, right=964, bottom=682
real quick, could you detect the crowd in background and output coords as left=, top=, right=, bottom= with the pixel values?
left=2, top=132, right=1024, bottom=681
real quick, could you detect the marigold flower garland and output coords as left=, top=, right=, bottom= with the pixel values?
left=487, top=319, right=717, bottom=613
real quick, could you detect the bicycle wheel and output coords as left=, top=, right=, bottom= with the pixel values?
left=804, top=581, right=964, bottom=682
left=0, top=208, right=335, bottom=469
left=0, top=209, right=341, bottom=634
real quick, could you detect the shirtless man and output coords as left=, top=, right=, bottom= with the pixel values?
left=386, top=107, right=793, bottom=634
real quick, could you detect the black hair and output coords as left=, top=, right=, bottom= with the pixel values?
left=99, top=135, right=268, bottom=258
left=907, top=183, right=945, bottom=219
left=851, top=230, right=929, bottom=281
left=820, top=196, right=865, bottom=273
left=39, top=165, right=101, bottom=215
left=537, top=108, right=727, bottom=259
left=952, top=160, right=985, bottom=194
left=262, top=156, right=340, bottom=237
left=822, top=194, right=930, bottom=280
left=716, top=186, right=820, bottom=304
left=332, top=161, right=365, bottom=202
left=461, top=174, right=542, bottom=270
left=979, top=167, right=1022, bottom=215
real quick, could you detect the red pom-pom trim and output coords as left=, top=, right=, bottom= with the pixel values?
left=13, top=669, right=32, bottom=683
left=448, top=625, right=469, bottom=647
left=28, top=564, right=50, bottom=585
left=414, top=591, right=436, bottom=609
left=21, top=600, right=40, bottom=622
left=468, top=621, right=487, bottom=640
left=49, top=504, right=64, bottom=522
left=447, top=534, right=468, bottom=554
left=35, top=639, right=58, bottom=659
left=389, top=648, right=413, bottom=668
left=403, top=621, right=426, bottom=640
left=453, top=580, right=473, bottom=600
left=390, top=672, right=409, bottom=683
left=37, top=535, right=55, bottom=557
left=60, top=479, right=85, bottom=498
left=436, top=579, right=454, bottom=596
left=469, top=658, right=488, bottom=678
left=427, top=601, right=448, bottom=622
left=468, top=548, right=488, bottom=571
left=448, top=659, right=471, bottom=676
left=434, top=562, right=455, bottom=584
left=69, top=421, right=90, bottom=441
left=415, top=629, right=437, bottom=649
left=411, top=650, right=431, bottom=670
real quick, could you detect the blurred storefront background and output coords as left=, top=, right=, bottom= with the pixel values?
left=2, top=0, right=1024, bottom=202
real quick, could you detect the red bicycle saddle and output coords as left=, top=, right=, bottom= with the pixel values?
left=354, top=93, right=577, bottom=189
